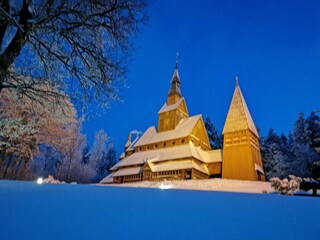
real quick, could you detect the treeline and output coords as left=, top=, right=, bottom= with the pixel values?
left=205, top=112, right=320, bottom=180
left=0, top=88, right=116, bottom=183
left=260, top=112, right=320, bottom=180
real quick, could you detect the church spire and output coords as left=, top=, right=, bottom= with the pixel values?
left=168, top=53, right=182, bottom=105
left=222, top=78, right=259, bottom=137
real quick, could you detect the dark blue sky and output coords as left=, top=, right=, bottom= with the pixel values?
left=83, top=0, right=320, bottom=156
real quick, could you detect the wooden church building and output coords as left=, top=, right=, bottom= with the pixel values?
left=101, top=61, right=265, bottom=184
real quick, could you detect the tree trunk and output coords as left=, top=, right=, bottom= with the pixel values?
left=56, top=156, right=64, bottom=180
left=0, top=148, right=7, bottom=176
left=0, top=0, right=31, bottom=89
left=2, top=154, right=14, bottom=179
left=66, top=152, right=73, bottom=183
left=14, top=159, right=23, bottom=179
left=18, top=159, right=29, bottom=180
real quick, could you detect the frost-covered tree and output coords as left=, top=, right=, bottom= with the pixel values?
left=305, top=111, right=320, bottom=149
left=306, top=111, right=320, bottom=179
left=261, top=129, right=289, bottom=179
left=260, top=112, right=320, bottom=179
left=90, top=129, right=116, bottom=182
left=56, top=119, right=95, bottom=183
left=289, top=112, right=319, bottom=177
left=0, top=87, right=76, bottom=179
left=27, top=145, right=61, bottom=179
left=0, top=0, right=147, bottom=109
left=90, top=130, right=108, bottom=167
left=82, top=144, right=91, bottom=165
left=289, top=143, right=318, bottom=177
left=204, top=116, right=222, bottom=149
left=293, top=112, right=308, bottom=144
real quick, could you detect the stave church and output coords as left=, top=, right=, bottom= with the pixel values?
left=101, top=60, right=265, bottom=184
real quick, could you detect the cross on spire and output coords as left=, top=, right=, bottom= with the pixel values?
left=175, top=52, right=179, bottom=69
left=235, top=75, right=239, bottom=86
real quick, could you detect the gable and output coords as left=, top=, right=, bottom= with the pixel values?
left=177, top=98, right=189, bottom=116
left=136, top=115, right=201, bottom=147
left=191, top=116, right=211, bottom=148
left=158, top=97, right=189, bottom=116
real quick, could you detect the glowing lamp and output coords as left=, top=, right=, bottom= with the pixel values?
left=37, top=178, right=43, bottom=184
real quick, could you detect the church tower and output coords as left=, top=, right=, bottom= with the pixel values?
left=222, top=77, right=265, bottom=181
left=158, top=56, right=189, bottom=132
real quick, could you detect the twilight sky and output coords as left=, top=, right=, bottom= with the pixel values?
left=83, top=0, right=320, bottom=156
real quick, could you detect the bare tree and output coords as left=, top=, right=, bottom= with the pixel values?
left=0, top=0, right=147, bottom=108
left=0, top=86, right=77, bottom=179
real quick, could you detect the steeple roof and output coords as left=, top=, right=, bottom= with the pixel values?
left=168, top=67, right=182, bottom=97
left=223, top=79, right=259, bottom=137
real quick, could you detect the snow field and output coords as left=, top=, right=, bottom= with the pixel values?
left=0, top=180, right=319, bottom=240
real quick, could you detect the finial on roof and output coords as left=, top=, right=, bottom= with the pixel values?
left=175, top=52, right=179, bottom=69
left=235, top=75, right=239, bottom=86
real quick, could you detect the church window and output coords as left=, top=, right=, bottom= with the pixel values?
left=172, top=141, right=175, bottom=145
left=181, top=139, right=185, bottom=143
left=154, top=144, right=158, bottom=149
left=163, top=142, right=166, bottom=147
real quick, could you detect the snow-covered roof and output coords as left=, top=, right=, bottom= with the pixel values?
left=190, top=146, right=222, bottom=164
left=119, top=152, right=126, bottom=160
left=111, top=142, right=222, bottom=170
left=223, top=83, right=259, bottom=137
left=158, top=97, right=185, bottom=114
left=126, top=136, right=140, bottom=152
left=148, top=159, right=208, bottom=175
left=135, top=115, right=201, bottom=147
left=99, top=173, right=114, bottom=184
left=113, top=167, right=143, bottom=177
left=254, top=163, right=265, bottom=175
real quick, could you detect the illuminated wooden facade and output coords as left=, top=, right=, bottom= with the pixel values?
left=101, top=64, right=222, bottom=184
left=222, top=78, right=265, bottom=181
left=101, top=67, right=265, bottom=184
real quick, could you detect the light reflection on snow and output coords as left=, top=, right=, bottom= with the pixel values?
left=159, top=183, right=172, bottom=190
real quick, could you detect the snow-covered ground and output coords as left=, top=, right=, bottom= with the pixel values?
left=111, top=178, right=273, bottom=194
left=0, top=180, right=319, bottom=240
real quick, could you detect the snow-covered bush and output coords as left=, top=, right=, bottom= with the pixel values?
left=270, top=175, right=302, bottom=195
left=43, top=175, right=65, bottom=184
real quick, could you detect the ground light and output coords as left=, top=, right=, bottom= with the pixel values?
left=37, top=178, right=43, bottom=184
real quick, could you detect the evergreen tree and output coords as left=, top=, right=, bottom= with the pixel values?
left=293, top=112, right=308, bottom=144
left=95, top=144, right=117, bottom=182
left=305, top=111, right=320, bottom=149
left=105, top=145, right=117, bottom=173
left=260, top=111, right=320, bottom=179
left=305, top=111, right=320, bottom=179
left=289, top=112, right=319, bottom=177
left=204, top=116, right=222, bottom=149
left=261, top=129, right=289, bottom=179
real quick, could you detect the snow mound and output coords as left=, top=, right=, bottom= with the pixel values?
left=102, top=178, right=273, bottom=194
left=42, top=175, right=69, bottom=184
